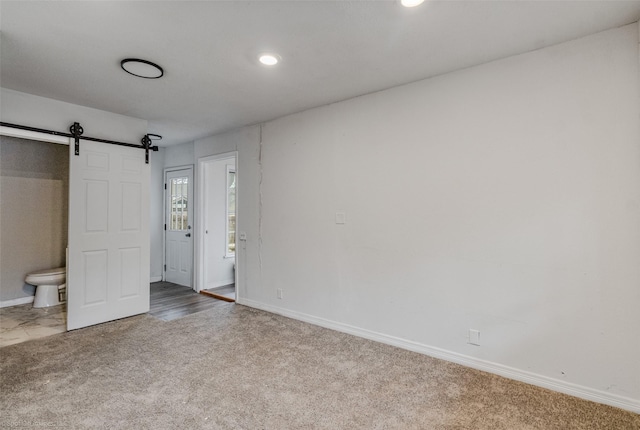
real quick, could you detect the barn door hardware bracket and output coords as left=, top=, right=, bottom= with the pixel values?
left=141, top=135, right=160, bottom=164
left=69, top=122, right=84, bottom=156
left=141, top=134, right=160, bottom=164
left=141, top=135, right=152, bottom=164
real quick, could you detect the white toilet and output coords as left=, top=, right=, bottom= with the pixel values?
left=25, top=267, right=66, bottom=308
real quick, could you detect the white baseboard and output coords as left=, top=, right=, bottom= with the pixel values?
left=150, top=276, right=163, bottom=283
left=236, top=298, right=640, bottom=414
left=0, top=296, right=35, bottom=308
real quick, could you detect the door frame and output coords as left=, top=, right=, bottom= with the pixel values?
left=0, top=126, right=70, bottom=145
left=196, top=151, right=238, bottom=294
left=163, top=164, right=194, bottom=287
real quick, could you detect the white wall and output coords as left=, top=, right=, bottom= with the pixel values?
left=203, top=157, right=236, bottom=289
left=149, top=147, right=165, bottom=282
left=164, top=142, right=195, bottom=169
left=224, top=24, right=639, bottom=411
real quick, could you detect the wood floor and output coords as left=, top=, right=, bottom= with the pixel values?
left=149, top=281, right=232, bottom=321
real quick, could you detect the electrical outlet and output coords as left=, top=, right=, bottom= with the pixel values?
left=335, top=212, right=346, bottom=224
left=277, top=288, right=283, bottom=299
left=468, top=329, right=480, bottom=346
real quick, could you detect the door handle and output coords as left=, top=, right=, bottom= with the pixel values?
left=185, top=233, right=191, bottom=237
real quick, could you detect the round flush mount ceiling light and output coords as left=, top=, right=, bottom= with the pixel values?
left=258, top=53, right=280, bottom=66
left=121, top=58, right=164, bottom=79
left=401, top=0, right=425, bottom=7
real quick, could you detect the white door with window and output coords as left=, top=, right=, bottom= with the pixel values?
left=67, top=140, right=150, bottom=330
left=165, top=167, right=193, bottom=287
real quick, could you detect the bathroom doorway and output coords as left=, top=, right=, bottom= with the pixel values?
left=0, top=131, right=69, bottom=345
left=197, top=152, right=237, bottom=302
left=0, top=135, right=69, bottom=306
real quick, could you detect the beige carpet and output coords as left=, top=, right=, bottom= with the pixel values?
left=1, top=304, right=638, bottom=429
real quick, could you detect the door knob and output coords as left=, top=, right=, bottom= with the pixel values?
left=185, top=233, right=191, bottom=237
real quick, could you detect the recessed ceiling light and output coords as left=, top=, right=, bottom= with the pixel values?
left=121, top=58, right=164, bottom=79
left=401, top=0, right=425, bottom=7
left=258, top=54, right=280, bottom=66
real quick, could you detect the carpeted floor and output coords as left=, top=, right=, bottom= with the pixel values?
left=1, top=304, right=638, bottom=429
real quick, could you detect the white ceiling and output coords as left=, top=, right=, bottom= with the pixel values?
left=1, top=1, right=639, bottom=146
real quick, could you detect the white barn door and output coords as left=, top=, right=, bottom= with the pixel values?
left=67, top=140, right=150, bottom=330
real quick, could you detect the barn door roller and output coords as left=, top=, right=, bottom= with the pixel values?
left=70, top=122, right=83, bottom=156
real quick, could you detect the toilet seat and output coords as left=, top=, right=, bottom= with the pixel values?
left=27, top=267, right=66, bottom=277
left=25, top=267, right=66, bottom=285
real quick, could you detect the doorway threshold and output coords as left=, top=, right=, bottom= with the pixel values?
left=201, top=284, right=235, bottom=303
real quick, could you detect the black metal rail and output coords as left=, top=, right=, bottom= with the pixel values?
left=0, top=121, right=159, bottom=164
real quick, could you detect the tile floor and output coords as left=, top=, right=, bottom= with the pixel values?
left=0, top=303, right=66, bottom=348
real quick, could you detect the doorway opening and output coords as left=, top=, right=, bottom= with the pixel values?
left=197, top=152, right=237, bottom=302
left=0, top=132, right=69, bottom=346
